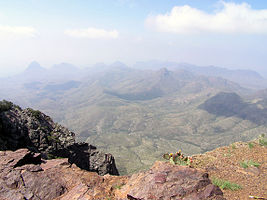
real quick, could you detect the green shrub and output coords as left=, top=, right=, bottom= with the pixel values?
left=54, top=156, right=64, bottom=159
left=112, top=183, right=125, bottom=190
left=240, top=160, right=260, bottom=168
left=259, top=134, right=267, bottom=147
left=28, top=108, right=42, bottom=119
left=0, top=100, right=13, bottom=112
left=212, top=177, right=242, bottom=191
left=163, top=150, right=192, bottom=166
left=248, top=142, right=254, bottom=149
left=240, top=161, right=248, bottom=169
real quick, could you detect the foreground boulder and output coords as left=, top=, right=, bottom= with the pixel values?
left=0, top=149, right=126, bottom=200
left=117, top=161, right=226, bottom=200
left=0, top=100, right=118, bottom=175
left=0, top=149, right=226, bottom=200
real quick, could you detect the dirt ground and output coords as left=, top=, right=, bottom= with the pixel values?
left=192, top=141, right=267, bottom=200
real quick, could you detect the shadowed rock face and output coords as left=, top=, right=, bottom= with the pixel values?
left=0, top=100, right=119, bottom=175
left=0, top=149, right=226, bottom=200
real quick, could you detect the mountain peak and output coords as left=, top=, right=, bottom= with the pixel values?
left=25, top=61, right=46, bottom=73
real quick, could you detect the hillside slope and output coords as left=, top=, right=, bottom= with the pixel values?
left=192, top=139, right=267, bottom=200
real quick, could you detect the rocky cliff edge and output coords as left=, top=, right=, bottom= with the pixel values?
left=0, top=100, right=118, bottom=176
left=0, top=149, right=225, bottom=200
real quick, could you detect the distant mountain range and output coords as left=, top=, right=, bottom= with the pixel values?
left=1, top=61, right=267, bottom=174
left=2, top=60, right=267, bottom=89
left=133, top=61, right=267, bottom=90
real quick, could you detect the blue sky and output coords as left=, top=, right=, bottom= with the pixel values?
left=0, top=0, right=267, bottom=77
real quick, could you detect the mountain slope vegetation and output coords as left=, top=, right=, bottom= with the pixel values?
left=1, top=62, right=267, bottom=174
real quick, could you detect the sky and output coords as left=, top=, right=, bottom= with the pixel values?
left=0, top=0, right=267, bottom=77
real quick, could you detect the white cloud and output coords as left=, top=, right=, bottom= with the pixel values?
left=64, top=27, right=119, bottom=39
left=0, top=25, right=37, bottom=38
left=146, top=1, right=267, bottom=34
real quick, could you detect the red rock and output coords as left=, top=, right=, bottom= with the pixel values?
left=0, top=149, right=226, bottom=200
left=116, top=161, right=226, bottom=200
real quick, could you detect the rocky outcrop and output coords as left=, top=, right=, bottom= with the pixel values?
left=0, top=100, right=118, bottom=175
left=117, top=161, right=225, bottom=200
left=0, top=149, right=226, bottom=200
left=0, top=148, right=126, bottom=200
left=56, top=142, right=118, bottom=175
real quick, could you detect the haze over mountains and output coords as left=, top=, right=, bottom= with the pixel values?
left=1, top=61, right=267, bottom=174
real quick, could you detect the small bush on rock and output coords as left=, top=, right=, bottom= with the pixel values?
left=163, top=150, right=192, bottom=166
left=27, top=108, right=42, bottom=119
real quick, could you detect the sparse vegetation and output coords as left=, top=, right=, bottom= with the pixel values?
left=47, top=135, right=60, bottom=143
left=0, top=100, right=13, bottom=112
left=55, top=156, right=64, bottom=159
left=28, top=108, right=42, bottom=119
left=47, top=153, right=64, bottom=159
left=223, top=148, right=232, bottom=157
left=240, top=160, right=260, bottom=168
left=47, top=153, right=55, bottom=159
left=192, top=141, right=266, bottom=199
left=212, top=177, right=242, bottom=191
left=259, top=134, right=267, bottom=147
left=223, top=153, right=231, bottom=157
left=248, top=142, right=254, bottom=149
left=231, top=144, right=236, bottom=149
left=112, top=183, right=125, bottom=190
left=163, top=150, right=192, bottom=166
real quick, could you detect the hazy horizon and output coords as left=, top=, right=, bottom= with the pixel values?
left=1, top=59, right=267, bottom=79
left=1, top=0, right=267, bottom=77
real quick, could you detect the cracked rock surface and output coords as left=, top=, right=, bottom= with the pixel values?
left=0, top=149, right=125, bottom=200
left=0, top=149, right=226, bottom=200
